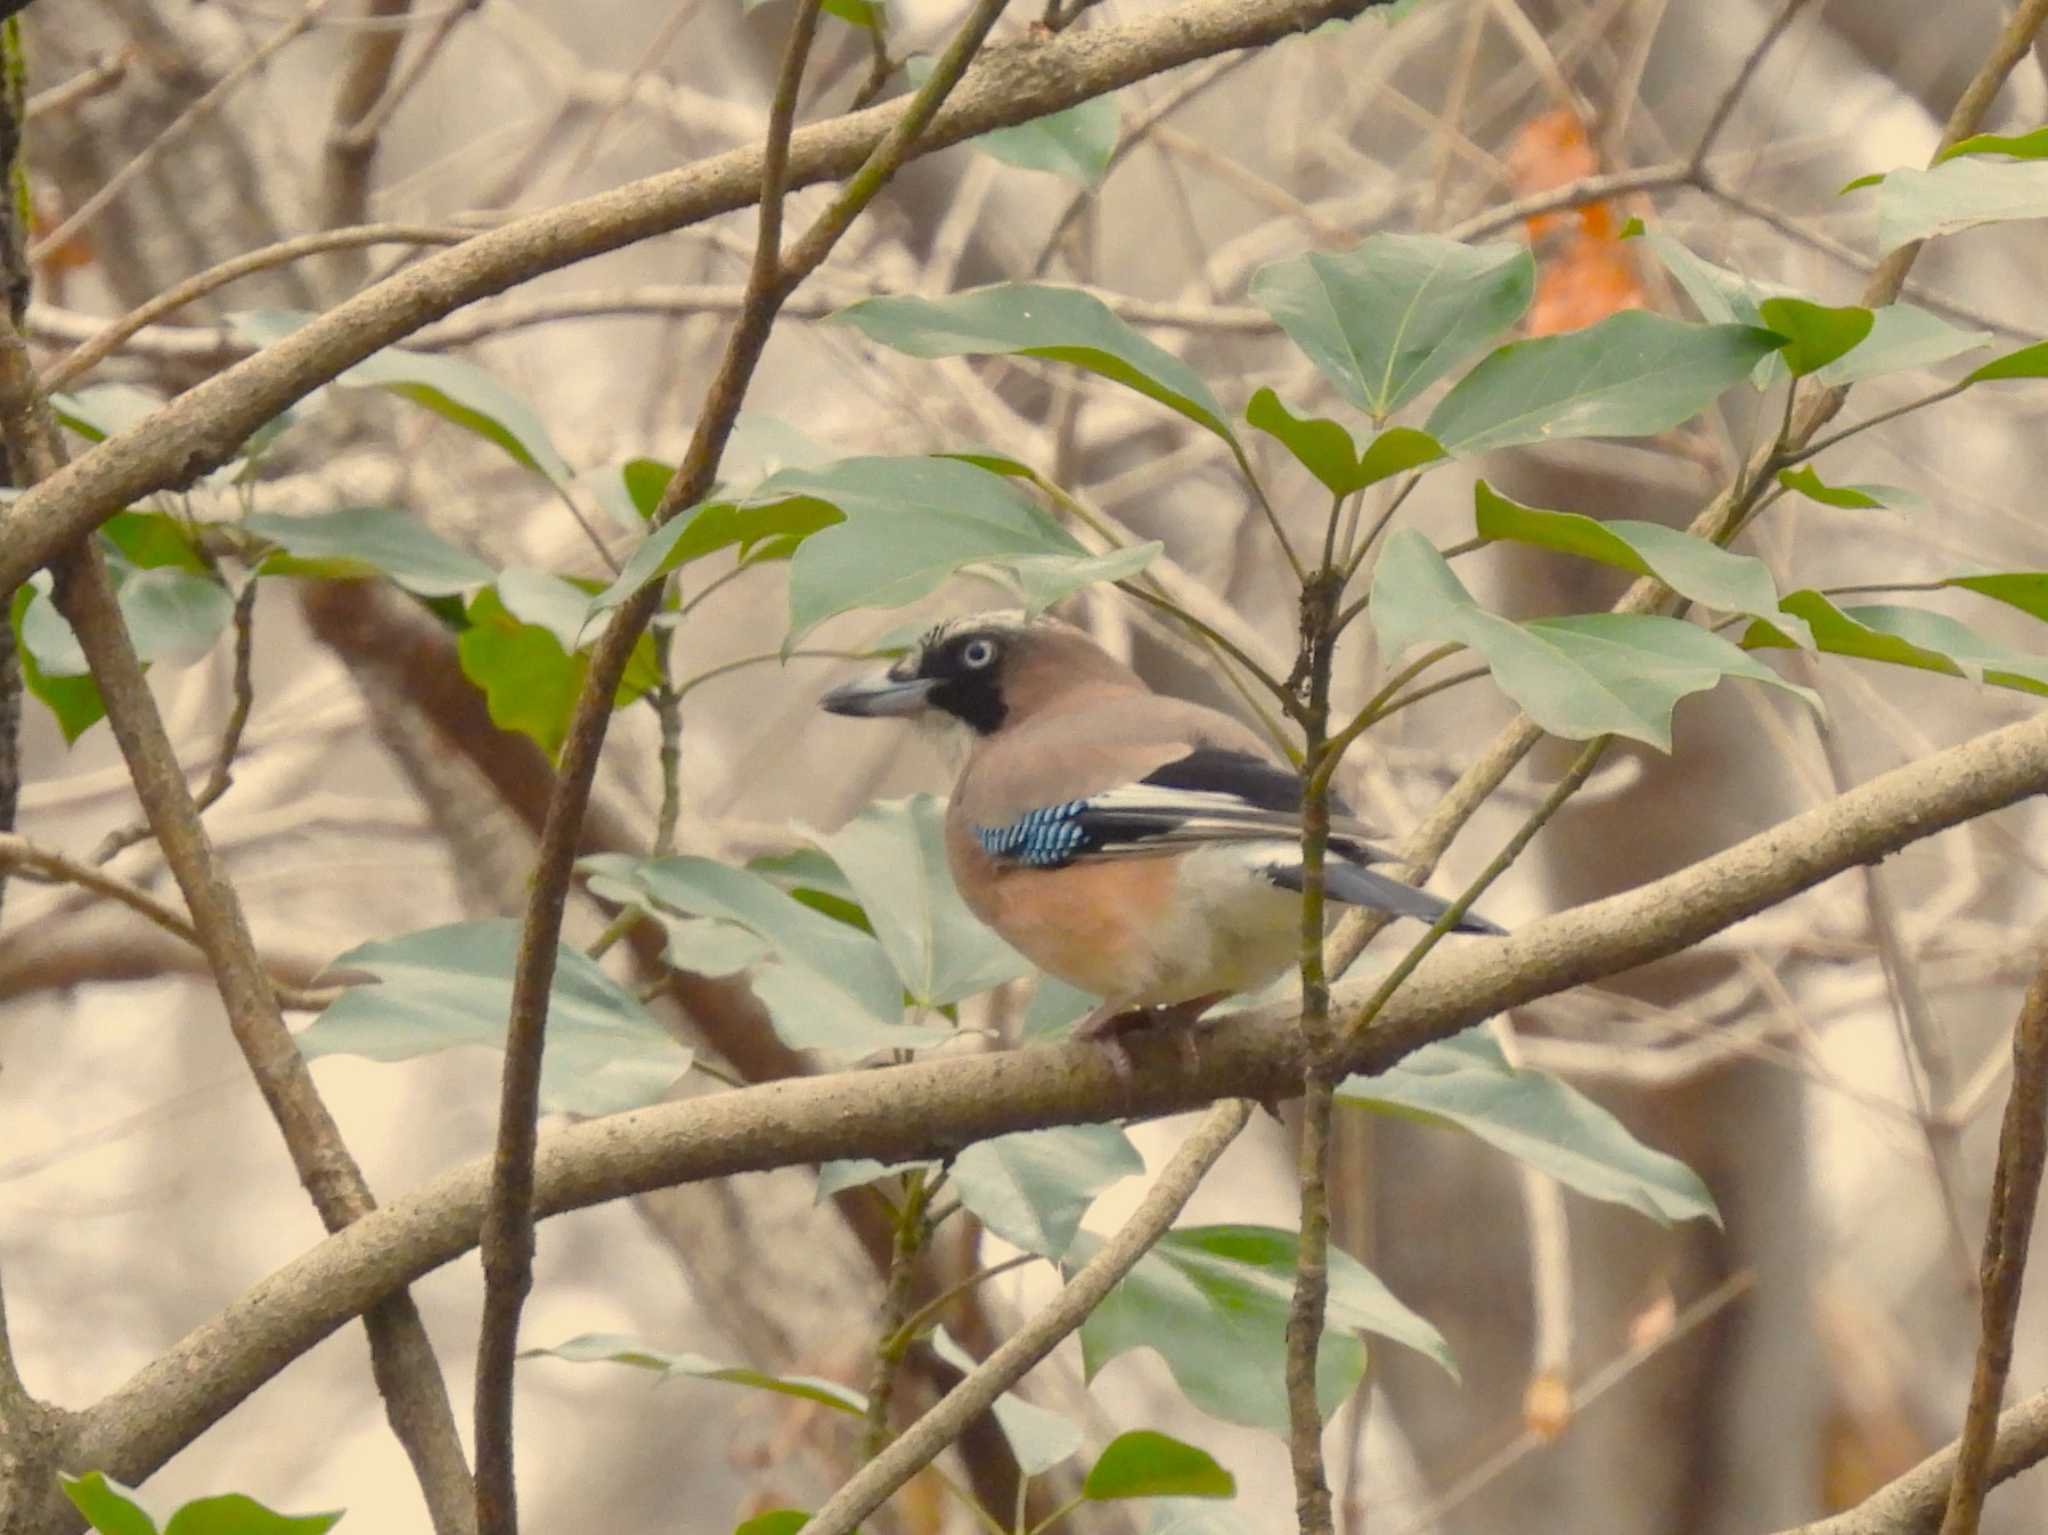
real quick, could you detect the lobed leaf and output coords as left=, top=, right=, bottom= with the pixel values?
left=809, top=794, right=1031, bottom=1007
left=1423, top=312, right=1783, bottom=457
left=526, top=1332, right=866, bottom=1412
left=1371, top=531, right=1818, bottom=749
left=1083, top=1431, right=1237, bottom=1501
left=1775, top=466, right=1929, bottom=515
left=929, top=1326, right=1084, bottom=1476
left=1874, top=158, right=2048, bottom=252
left=1249, top=236, right=1534, bottom=418
left=1473, top=482, right=1810, bottom=645
left=1339, top=1028, right=1718, bottom=1225
left=1078, top=1224, right=1452, bottom=1436
left=581, top=853, right=950, bottom=1054
left=297, top=919, right=692, bottom=1115
left=247, top=507, right=494, bottom=597
left=834, top=284, right=1233, bottom=442
left=950, top=1122, right=1144, bottom=1258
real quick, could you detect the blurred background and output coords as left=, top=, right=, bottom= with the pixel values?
left=6, top=0, right=2048, bottom=1530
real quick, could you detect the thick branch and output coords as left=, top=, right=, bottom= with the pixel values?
left=0, top=0, right=1390, bottom=593
left=66, top=703, right=2048, bottom=1496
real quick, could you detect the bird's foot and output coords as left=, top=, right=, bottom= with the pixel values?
left=1073, top=994, right=1226, bottom=1079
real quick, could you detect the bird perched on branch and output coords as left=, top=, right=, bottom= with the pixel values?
left=820, top=611, right=1504, bottom=1065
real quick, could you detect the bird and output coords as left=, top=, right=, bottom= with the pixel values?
left=819, top=610, right=1504, bottom=1064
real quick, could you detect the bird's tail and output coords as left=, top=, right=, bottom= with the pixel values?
left=1267, top=859, right=1506, bottom=935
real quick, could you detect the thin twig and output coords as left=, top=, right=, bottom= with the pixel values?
left=473, top=3, right=1019, bottom=1528
left=1688, top=0, right=1812, bottom=175
left=1392, top=1273, right=1755, bottom=1535
left=28, top=0, right=343, bottom=265
left=44, top=222, right=470, bottom=391
left=93, top=576, right=260, bottom=864
left=57, top=701, right=2048, bottom=1507
left=0, top=312, right=477, bottom=1535
left=1938, top=955, right=2048, bottom=1535
left=803, top=1100, right=1252, bottom=1535
left=24, top=48, right=133, bottom=121
left=864, top=1168, right=934, bottom=1458
left=0, top=832, right=334, bottom=1010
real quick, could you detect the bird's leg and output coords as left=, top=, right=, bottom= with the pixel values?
left=1072, top=993, right=1228, bottom=1078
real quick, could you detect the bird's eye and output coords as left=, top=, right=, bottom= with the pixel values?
left=961, top=638, right=998, bottom=669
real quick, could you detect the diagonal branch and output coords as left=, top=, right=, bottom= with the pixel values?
left=58, top=701, right=2048, bottom=1510
left=0, top=0, right=1395, bottom=594
left=1936, top=957, right=2048, bottom=1535
left=0, top=314, right=477, bottom=1535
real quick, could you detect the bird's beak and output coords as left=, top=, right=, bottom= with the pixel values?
left=820, top=669, right=939, bottom=718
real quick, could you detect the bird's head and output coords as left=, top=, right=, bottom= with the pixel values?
left=819, top=610, right=1143, bottom=736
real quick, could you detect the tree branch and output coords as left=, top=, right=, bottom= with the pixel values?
left=60, top=702, right=2048, bottom=1505
left=0, top=0, right=1394, bottom=594
left=0, top=313, right=476, bottom=1535
left=803, top=1100, right=1252, bottom=1535
left=1937, top=955, right=2048, bottom=1535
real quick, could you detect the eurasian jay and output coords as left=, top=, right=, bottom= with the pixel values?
left=820, top=611, right=1503, bottom=1052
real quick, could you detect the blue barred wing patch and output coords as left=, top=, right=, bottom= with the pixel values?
left=975, top=798, right=1092, bottom=867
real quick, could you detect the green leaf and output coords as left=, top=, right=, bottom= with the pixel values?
left=1935, top=126, right=2048, bottom=163
left=1248, top=236, right=1535, bottom=418
left=297, top=918, right=692, bottom=1115
left=809, top=794, right=1031, bottom=1006
left=61, top=1473, right=343, bottom=1535
left=1747, top=591, right=2048, bottom=696
left=1473, top=482, right=1810, bottom=645
left=60, top=1473, right=159, bottom=1535
left=161, top=1496, right=343, bottom=1535
left=815, top=1157, right=934, bottom=1200
left=456, top=588, right=589, bottom=758
left=11, top=586, right=104, bottom=742
left=1245, top=387, right=1361, bottom=494
left=1083, top=1430, right=1237, bottom=1501
left=1775, top=466, right=1929, bottom=515
left=951, top=1123, right=1144, bottom=1258
left=230, top=309, right=573, bottom=485
left=16, top=573, right=88, bottom=675
left=592, top=495, right=842, bottom=612
left=1945, top=572, right=2048, bottom=622
left=733, top=1513, right=813, bottom=1535
left=1756, top=298, right=1873, bottom=377
left=248, top=507, right=494, bottom=596
left=744, top=0, right=883, bottom=27
left=1000, top=543, right=1162, bottom=613
left=1965, top=340, right=2048, bottom=383
left=765, top=455, right=1099, bottom=644
left=1816, top=304, right=1989, bottom=385
left=102, top=511, right=208, bottom=574
left=1874, top=158, right=2048, bottom=252
left=1354, top=426, right=1447, bottom=488
left=1370, top=531, right=1818, bottom=749
left=1424, top=313, right=1784, bottom=457
left=907, top=56, right=1117, bottom=185
left=1839, top=604, right=2048, bottom=693
left=51, top=382, right=165, bottom=443
left=119, top=568, right=237, bottom=667
left=1339, top=1028, right=1718, bottom=1225
left=834, top=284, right=1234, bottom=444
left=929, top=1325, right=1083, bottom=1476
left=580, top=853, right=950, bottom=1054
left=1078, top=1225, right=1452, bottom=1436
left=526, top=1332, right=867, bottom=1412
